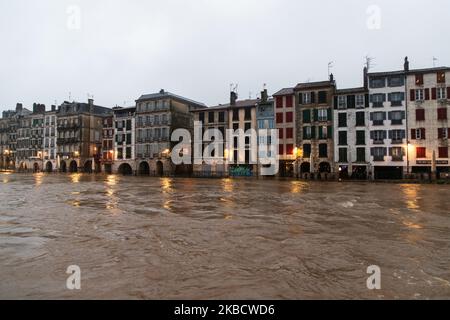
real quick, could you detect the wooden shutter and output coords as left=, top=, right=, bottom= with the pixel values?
left=313, top=109, right=319, bottom=122
left=365, top=94, right=369, bottom=108
left=421, top=128, right=426, bottom=140
left=447, top=87, right=450, bottom=100
left=411, top=129, right=416, bottom=140
left=333, top=96, right=338, bottom=109
left=311, top=92, right=316, bottom=104
left=327, top=126, right=332, bottom=139
left=327, top=108, right=332, bottom=121
left=410, top=89, right=416, bottom=101
left=425, top=88, right=430, bottom=100
left=311, top=126, right=316, bottom=139
left=298, top=94, right=303, bottom=105
left=431, top=88, right=437, bottom=100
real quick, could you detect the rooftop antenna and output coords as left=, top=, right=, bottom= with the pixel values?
left=263, top=83, right=267, bottom=90
left=433, top=57, right=438, bottom=67
left=365, top=55, right=375, bottom=71
left=69, top=92, right=72, bottom=101
left=328, top=61, right=334, bottom=76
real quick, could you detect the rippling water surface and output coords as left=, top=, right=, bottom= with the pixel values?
left=0, top=173, right=449, bottom=299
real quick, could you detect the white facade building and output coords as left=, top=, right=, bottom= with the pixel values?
left=333, top=87, right=370, bottom=179
left=367, top=67, right=407, bottom=179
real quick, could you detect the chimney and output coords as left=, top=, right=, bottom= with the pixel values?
left=16, top=103, right=23, bottom=113
left=230, top=91, right=238, bottom=106
left=261, top=89, right=268, bottom=102
left=329, top=73, right=334, bottom=82
left=363, top=66, right=368, bottom=89
left=404, top=56, right=410, bottom=72
left=88, top=98, right=94, bottom=106
left=159, top=89, right=165, bottom=94
left=51, top=105, right=56, bottom=112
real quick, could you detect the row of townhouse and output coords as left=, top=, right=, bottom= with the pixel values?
left=1, top=57, right=449, bottom=179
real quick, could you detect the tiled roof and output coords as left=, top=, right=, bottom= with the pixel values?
left=273, top=88, right=294, bottom=96
left=136, top=91, right=206, bottom=108
left=294, top=80, right=335, bottom=90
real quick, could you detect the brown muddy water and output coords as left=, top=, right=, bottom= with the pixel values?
left=0, top=172, right=449, bottom=299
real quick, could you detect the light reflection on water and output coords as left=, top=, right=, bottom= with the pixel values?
left=0, top=173, right=449, bottom=300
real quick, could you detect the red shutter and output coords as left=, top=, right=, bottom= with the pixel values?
left=278, top=144, right=284, bottom=155
left=276, top=96, right=283, bottom=108
left=276, top=113, right=284, bottom=124
left=411, top=129, right=416, bottom=140
left=431, top=88, right=437, bottom=100
left=286, top=96, right=293, bottom=108
left=425, top=88, right=430, bottom=100
left=416, top=109, right=425, bottom=121
left=278, top=128, right=284, bottom=139
left=448, top=128, right=450, bottom=138
left=286, top=112, right=293, bottom=123
left=421, top=128, right=426, bottom=140
left=410, top=89, right=416, bottom=101
left=439, top=147, right=448, bottom=159
left=447, top=87, right=450, bottom=100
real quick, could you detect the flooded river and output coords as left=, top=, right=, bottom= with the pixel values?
left=0, top=173, right=449, bottom=299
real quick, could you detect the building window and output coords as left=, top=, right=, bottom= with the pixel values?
left=319, top=144, right=328, bottom=158
left=276, top=96, right=283, bottom=108
left=286, top=144, right=294, bottom=155
left=356, top=148, right=366, bottom=162
left=318, top=109, right=328, bottom=121
left=390, top=130, right=405, bottom=143
left=370, top=77, right=385, bottom=88
left=245, top=109, right=252, bottom=120
left=338, top=131, right=347, bottom=145
left=437, top=87, right=447, bottom=100
left=208, top=112, right=215, bottom=123
left=303, top=144, right=311, bottom=158
left=286, top=112, right=293, bottom=123
left=339, top=148, right=347, bottom=163
left=233, top=110, right=239, bottom=121
left=257, top=120, right=265, bottom=129
left=389, top=110, right=405, bottom=125
left=318, top=126, right=329, bottom=139
left=318, top=91, right=327, bottom=104
left=117, top=148, right=123, bottom=159
left=356, top=131, right=365, bottom=145
left=338, top=96, right=346, bottom=109
left=126, top=147, right=131, bottom=159
left=371, top=94, right=386, bottom=107
left=218, top=112, right=225, bottom=123
left=388, top=76, right=404, bottom=87
left=437, top=108, right=447, bottom=120
left=199, top=112, right=205, bottom=123
left=286, top=96, right=293, bottom=108
left=276, top=113, right=283, bottom=124
left=371, top=130, right=386, bottom=144
left=415, top=74, right=424, bottom=85
left=303, top=109, right=311, bottom=123
left=438, top=147, right=449, bottom=158
left=414, top=128, right=426, bottom=140
left=371, top=112, right=385, bottom=125
left=390, top=147, right=404, bottom=161
left=437, top=71, right=446, bottom=83
left=356, top=112, right=365, bottom=126
left=356, top=95, right=365, bottom=108
left=388, top=92, right=404, bottom=106
left=303, top=92, right=311, bottom=104
left=244, top=122, right=251, bottom=131
left=438, top=128, right=449, bottom=139
left=303, top=126, right=311, bottom=140
left=286, top=128, right=293, bottom=139
left=338, top=113, right=347, bottom=127
left=233, top=123, right=239, bottom=131
left=371, top=147, right=386, bottom=161
left=415, top=89, right=424, bottom=101
left=416, top=147, right=426, bottom=159
left=416, top=109, right=425, bottom=121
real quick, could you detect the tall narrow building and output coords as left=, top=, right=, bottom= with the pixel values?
left=295, top=75, right=336, bottom=177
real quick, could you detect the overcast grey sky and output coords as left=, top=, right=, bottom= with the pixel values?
left=0, top=0, right=449, bottom=112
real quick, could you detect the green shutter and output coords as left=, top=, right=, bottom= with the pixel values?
left=327, top=126, right=333, bottom=139
left=314, top=109, right=319, bottom=122
left=303, top=127, right=307, bottom=139
left=327, top=108, right=333, bottom=121
left=303, top=109, right=311, bottom=123
left=318, top=127, right=323, bottom=139
left=311, top=126, right=316, bottom=139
